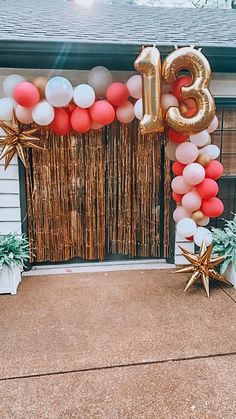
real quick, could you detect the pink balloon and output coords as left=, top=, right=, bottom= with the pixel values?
left=116, top=101, right=135, bottom=123
left=171, top=176, right=192, bottom=194
left=183, top=163, right=205, bottom=186
left=182, top=191, right=202, bottom=212
left=207, top=115, right=218, bottom=134
left=15, top=105, right=33, bottom=124
left=127, top=75, right=142, bottom=99
left=197, top=216, right=210, bottom=226
left=161, top=93, right=178, bottom=114
left=173, top=206, right=192, bottom=223
left=176, top=142, right=198, bottom=165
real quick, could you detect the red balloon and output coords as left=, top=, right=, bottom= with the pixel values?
left=90, top=100, right=115, bottom=125
left=171, top=76, right=192, bottom=101
left=195, top=178, right=219, bottom=199
left=13, top=82, right=40, bottom=108
left=71, top=107, right=91, bottom=133
left=65, top=102, right=76, bottom=115
left=168, top=128, right=188, bottom=144
left=180, top=98, right=197, bottom=118
left=205, top=160, right=224, bottom=180
left=51, top=108, right=71, bottom=135
left=172, top=191, right=183, bottom=203
left=201, top=197, right=224, bottom=218
left=172, top=161, right=186, bottom=176
left=106, top=82, right=129, bottom=106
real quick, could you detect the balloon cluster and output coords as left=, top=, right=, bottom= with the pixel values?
left=164, top=75, right=224, bottom=247
left=0, top=69, right=143, bottom=136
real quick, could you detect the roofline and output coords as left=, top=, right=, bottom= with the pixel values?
left=0, top=40, right=236, bottom=72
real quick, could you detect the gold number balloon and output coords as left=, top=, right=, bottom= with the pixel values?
left=135, top=47, right=164, bottom=134
left=162, top=47, right=215, bottom=134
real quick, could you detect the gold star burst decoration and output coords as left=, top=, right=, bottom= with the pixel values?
left=176, top=240, right=231, bottom=297
left=0, top=111, right=43, bottom=169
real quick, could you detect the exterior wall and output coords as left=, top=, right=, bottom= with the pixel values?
left=0, top=68, right=235, bottom=263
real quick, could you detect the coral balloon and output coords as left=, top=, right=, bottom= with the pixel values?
left=14, top=82, right=40, bottom=108
left=176, top=217, right=197, bottom=238
left=201, top=197, right=224, bottom=218
left=195, top=178, right=219, bottom=199
left=106, top=82, right=129, bottom=106
left=182, top=191, right=202, bottom=212
left=51, top=108, right=71, bottom=135
left=171, top=75, right=192, bottom=101
left=207, top=115, right=218, bottom=134
left=71, top=107, right=92, bottom=133
left=182, top=163, right=205, bottom=186
left=205, top=160, right=224, bottom=180
left=167, top=128, right=188, bottom=144
left=16, top=105, right=33, bottom=124
left=172, top=191, right=183, bottom=203
left=176, top=142, right=198, bottom=165
left=190, top=130, right=210, bottom=147
left=179, top=98, right=197, bottom=118
left=172, top=161, right=186, bottom=176
left=194, top=227, right=213, bottom=247
left=171, top=176, right=192, bottom=194
left=65, top=103, right=76, bottom=116
left=173, top=206, right=192, bottom=223
left=127, top=75, right=142, bottom=99
left=161, top=93, right=178, bottom=114
left=90, top=100, right=115, bottom=126
left=116, top=101, right=135, bottom=123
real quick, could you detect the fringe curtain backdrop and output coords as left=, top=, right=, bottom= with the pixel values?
left=25, top=121, right=171, bottom=263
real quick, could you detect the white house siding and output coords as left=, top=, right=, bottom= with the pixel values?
left=0, top=68, right=235, bottom=260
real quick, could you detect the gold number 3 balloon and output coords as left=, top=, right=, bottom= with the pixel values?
left=135, top=47, right=164, bottom=135
left=162, top=47, right=215, bottom=134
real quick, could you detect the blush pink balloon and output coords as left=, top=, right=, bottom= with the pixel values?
left=15, top=105, right=33, bottom=124
left=116, top=101, right=135, bottom=123
left=197, top=216, right=210, bottom=226
left=161, top=93, right=179, bottom=114
left=127, top=75, right=142, bottom=99
left=173, top=206, right=192, bottom=223
left=171, top=176, right=193, bottom=194
left=176, top=142, right=198, bottom=165
left=183, top=163, right=205, bottom=186
left=207, top=115, right=218, bottom=134
left=182, top=191, right=202, bottom=212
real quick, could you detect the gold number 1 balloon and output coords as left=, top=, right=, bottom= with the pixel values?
left=162, top=47, right=215, bottom=134
left=135, top=47, right=164, bottom=134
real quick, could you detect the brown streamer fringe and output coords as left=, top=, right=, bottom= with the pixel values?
left=25, top=122, right=171, bottom=262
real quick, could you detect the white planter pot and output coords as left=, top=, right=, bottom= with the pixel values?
left=225, top=263, right=236, bottom=289
left=0, top=265, right=22, bottom=295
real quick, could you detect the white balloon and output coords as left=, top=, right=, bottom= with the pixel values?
left=32, top=101, right=55, bottom=126
left=88, top=66, right=112, bottom=98
left=176, top=217, right=197, bottom=238
left=194, top=227, right=213, bottom=247
left=45, top=77, right=73, bottom=107
left=3, top=74, right=26, bottom=98
left=207, top=115, right=218, bottom=134
left=73, top=84, right=95, bottom=108
left=15, top=105, right=33, bottom=124
left=0, top=98, right=14, bottom=121
left=190, top=130, right=210, bottom=147
left=134, top=98, right=143, bottom=120
left=0, top=121, right=11, bottom=136
left=197, top=216, right=210, bottom=227
left=200, top=144, right=220, bottom=160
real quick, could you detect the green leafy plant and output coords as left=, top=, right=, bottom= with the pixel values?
left=211, top=213, right=236, bottom=273
left=0, top=233, right=30, bottom=270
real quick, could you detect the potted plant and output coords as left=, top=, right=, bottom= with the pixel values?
left=211, top=214, right=236, bottom=289
left=0, top=233, right=30, bottom=295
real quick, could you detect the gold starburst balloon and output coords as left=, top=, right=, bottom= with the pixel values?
left=0, top=111, right=43, bottom=169
left=176, top=240, right=231, bottom=297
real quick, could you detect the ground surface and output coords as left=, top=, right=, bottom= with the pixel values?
left=0, top=269, right=236, bottom=418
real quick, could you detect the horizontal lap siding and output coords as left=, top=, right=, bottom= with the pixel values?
left=0, top=152, right=21, bottom=234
